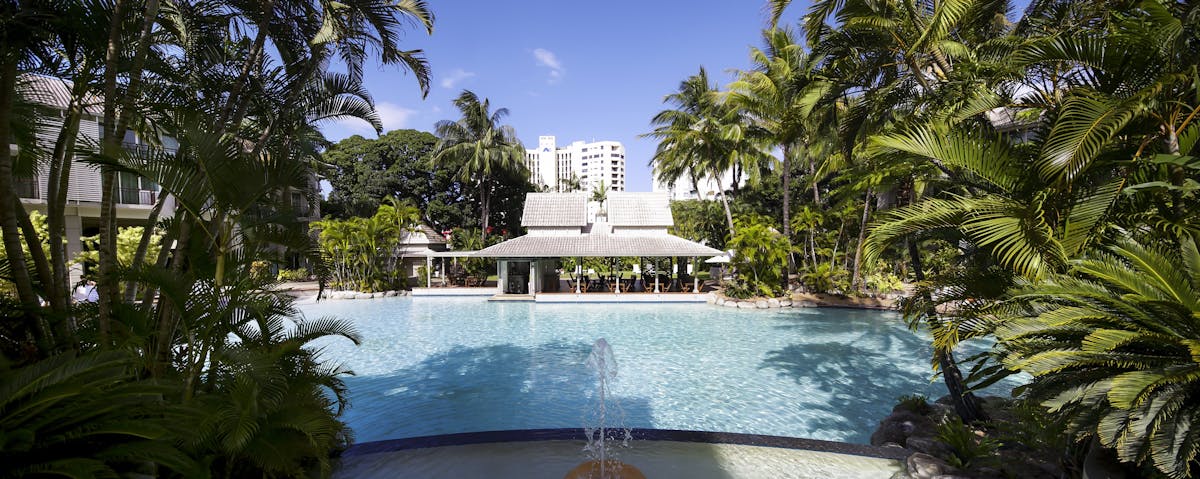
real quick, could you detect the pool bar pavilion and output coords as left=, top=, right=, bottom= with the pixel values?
left=428, top=192, right=723, bottom=301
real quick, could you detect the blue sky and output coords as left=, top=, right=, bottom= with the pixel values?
left=319, top=0, right=1031, bottom=192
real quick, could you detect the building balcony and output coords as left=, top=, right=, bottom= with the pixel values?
left=117, top=187, right=156, bottom=206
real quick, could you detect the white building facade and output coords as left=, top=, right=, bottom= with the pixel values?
left=524, top=136, right=626, bottom=196
left=651, top=167, right=744, bottom=201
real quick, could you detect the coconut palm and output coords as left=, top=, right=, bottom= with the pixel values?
left=646, top=68, right=766, bottom=234
left=728, top=27, right=830, bottom=265
left=993, top=236, right=1200, bottom=478
left=431, top=90, right=527, bottom=242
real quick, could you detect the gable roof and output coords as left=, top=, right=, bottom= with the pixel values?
left=521, top=193, right=587, bottom=227
left=418, top=225, right=447, bottom=244
left=607, top=192, right=673, bottom=227
left=19, top=74, right=103, bottom=115
left=474, top=231, right=722, bottom=258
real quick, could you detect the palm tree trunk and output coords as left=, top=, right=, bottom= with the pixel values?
left=714, top=176, right=736, bottom=235
left=0, top=57, right=46, bottom=345
left=98, top=0, right=160, bottom=341
left=14, top=197, right=53, bottom=296
left=218, top=21, right=270, bottom=130
left=782, top=142, right=792, bottom=285
left=123, top=193, right=166, bottom=302
left=908, top=232, right=985, bottom=423
left=851, top=188, right=872, bottom=291
left=479, top=178, right=491, bottom=242
left=47, top=89, right=84, bottom=314
left=808, top=154, right=820, bottom=204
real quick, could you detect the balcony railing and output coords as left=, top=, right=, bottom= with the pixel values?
left=15, top=177, right=39, bottom=200
left=117, top=187, right=156, bottom=205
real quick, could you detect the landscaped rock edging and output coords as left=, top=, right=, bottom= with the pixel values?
left=319, top=290, right=412, bottom=301
left=709, top=293, right=800, bottom=309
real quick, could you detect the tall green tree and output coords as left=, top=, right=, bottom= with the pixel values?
left=646, top=67, right=765, bottom=234
left=431, top=90, right=528, bottom=242
left=728, top=27, right=830, bottom=275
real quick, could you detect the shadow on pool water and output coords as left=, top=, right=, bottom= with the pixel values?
left=760, top=338, right=932, bottom=443
left=340, top=341, right=655, bottom=442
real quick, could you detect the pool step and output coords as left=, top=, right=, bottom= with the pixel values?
left=488, top=294, right=536, bottom=302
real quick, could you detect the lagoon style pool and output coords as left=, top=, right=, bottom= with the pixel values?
left=301, top=297, right=1011, bottom=445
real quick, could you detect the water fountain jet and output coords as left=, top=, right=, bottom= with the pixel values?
left=565, top=338, right=645, bottom=479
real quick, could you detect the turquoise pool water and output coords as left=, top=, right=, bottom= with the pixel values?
left=301, top=297, right=1013, bottom=444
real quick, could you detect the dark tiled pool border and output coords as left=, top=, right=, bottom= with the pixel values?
left=342, top=428, right=910, bottom=461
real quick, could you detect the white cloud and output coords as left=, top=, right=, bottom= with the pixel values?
left=532, top=48, right=565, bottom=83
left=375, top=102, right=417, bottom=130
left=439, top=68, right=476, bottom=89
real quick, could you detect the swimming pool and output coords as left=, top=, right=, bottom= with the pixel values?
left=301, top=297, right=1013, bottom=444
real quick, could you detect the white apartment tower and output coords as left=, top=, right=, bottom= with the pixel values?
left=524, top=136, right=626, bottom=196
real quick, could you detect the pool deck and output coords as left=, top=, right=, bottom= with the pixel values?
left=336, top=429, right=907, bottom=479
left=532, top=292, right=712, bottom=303
left=412, top=287, right=713, bottom=303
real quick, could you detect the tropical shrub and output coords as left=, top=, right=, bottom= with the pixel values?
left=896, top=394, right=932, bottom=415
left=75, top=226, right=162, bottom=268
left=726, top=218, right=791, bottom=298
left=937, top=416, right=1002, bottom=470
left=312, top=200, right=423, bottom=292
left=0, top=351, right=202, bottom=478
left=250, top=260, right=271, bottom=279
left=800, top=263, right=845, bottom=294
left=994, top=237, right=1200, bottom=478
left=865, top=270, right=905, bottom=294
left=276, top=268, right=309, bottom=282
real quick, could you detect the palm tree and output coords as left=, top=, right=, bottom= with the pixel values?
left=728, top=27, right=830, bottom=270
left=993, top=236, right=1200, bottom=478
left=431, top=90, right=527, bottom=242
left=646, top=68, right=765, bottom=234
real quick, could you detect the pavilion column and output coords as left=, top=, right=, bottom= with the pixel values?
left=497, top=260, right=506, bottom=293
left=692, top=257, right=699, bottom=293
left=614, top=258, right=621, bottom=294
left=528, top=260, right=536, bottom=295
left=575, top=257, right=582, bottom=294
left=654, top=263, right=660, bottom=294
left=425, top=256, right=432, bottom=288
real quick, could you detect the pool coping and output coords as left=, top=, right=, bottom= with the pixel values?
left=341, top=428, right=911, bottom=461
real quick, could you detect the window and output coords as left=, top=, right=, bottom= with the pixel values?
left=117, top=172, right=158, bottom=205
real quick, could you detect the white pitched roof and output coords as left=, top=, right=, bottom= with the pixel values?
left=474, top=232, right=722, bottom=258
left=607, top=192, right=673, bottom=227
left=18, top=74, right=103, bottom=115
left=521, top=193, right=587, bottom=227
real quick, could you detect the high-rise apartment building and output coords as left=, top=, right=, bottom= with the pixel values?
left=524, top=136, right=626, bottom=195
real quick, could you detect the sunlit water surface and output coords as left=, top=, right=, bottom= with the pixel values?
left=301, top=297, right=1017, bottom=444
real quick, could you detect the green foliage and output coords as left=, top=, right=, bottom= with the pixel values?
left=670, top=199, right=729, bottom=251
left=76, top=226, right=162, bottom=269
left=313, top=200, right=424, bottom=291
left=995, top=236, right=1200, bottom=478
left=726, top=218, right=790, bottom=298
left=800, top=263, right=845, bottom=294
left=0, top=351, right=201, bottom=478
left=896, top=394, right=933, bottom=415
left=416, top=265, right=429, bottom=287
left=276, top=268, right=309, bottom=282
left=936, top=416, right=1002, bottom=470
left=449, top=228, right=501, bottom=279
left=249, top=260, right=271, bottom=280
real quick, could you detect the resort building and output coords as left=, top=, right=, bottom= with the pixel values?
left=651, top=167, right=744, bottom=201
left=15, top=75, right=321, bottom=282
left=467, top=192, right=722, bottom=300
left=395, top=225, right=449, bottom=282
left=524, top=136, right=626, bottom=196
left=14, top=75, right=178, bottom=285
